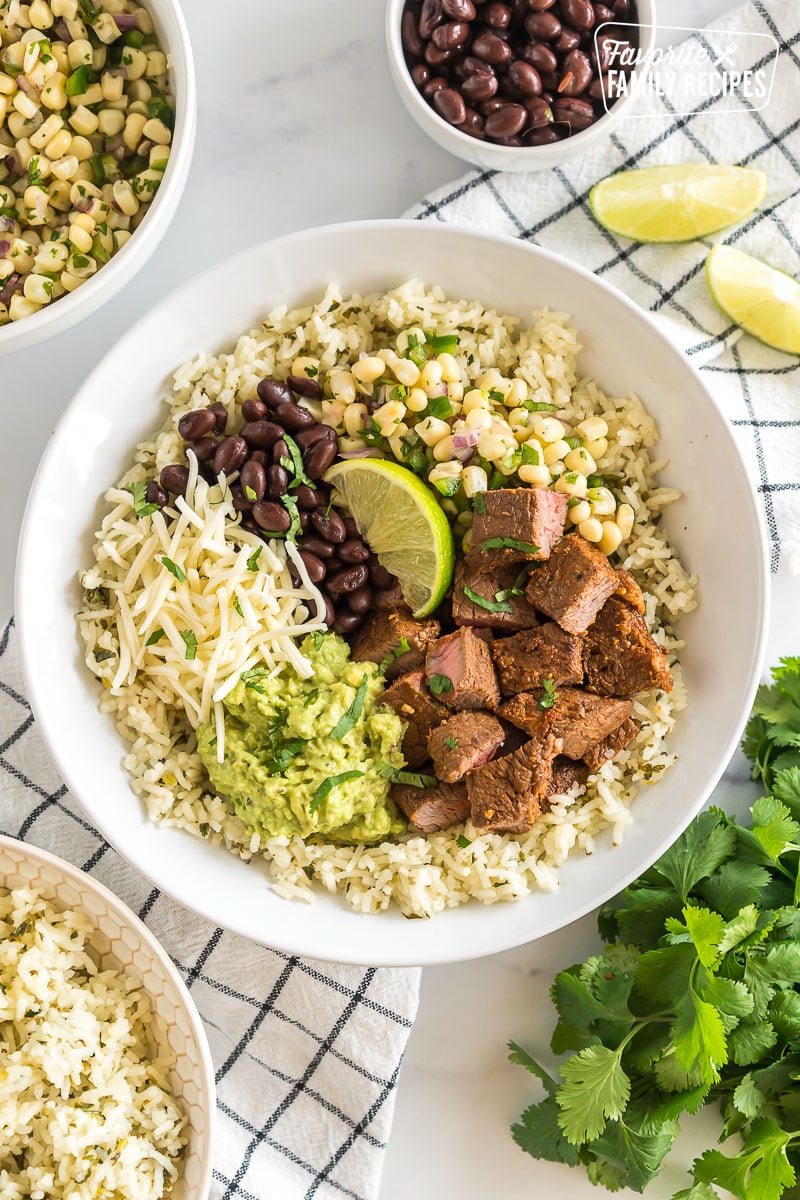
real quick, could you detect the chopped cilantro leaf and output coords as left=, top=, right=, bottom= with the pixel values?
left=145, top=628, right=166, bottom=646
left=444, top=737, right=458, bottom=750
left=456, top=834, right=472, bottom=848
left=429, top=674, right=453, bottom=696
left=161, top=556, right=185, bottom=583
left=126, top=480, right=158, bottom=518
left=310, top=770, right=365, bottom=814
left=180, top=629, right=197, bottom=660
left=330, top=676, right=369, bottom=740
left=524, top=401, right=557, bottom=413
left=473, top=492, right=487, bottom=514
left=464, top=585, right=512, bottom=614
left=379, top=636, right=411, bottom=674
left=376, top=763, right=438, bottom=788
left=482, top=537, right=540, bottom=556
left=538, top=679, right=559, bottom=710
left=247, top=546, right=262, bottom=571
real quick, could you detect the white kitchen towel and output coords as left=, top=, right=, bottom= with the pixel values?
left=0, top=617, right=420, bottom=1200
left=407, top=0, right=800, bottom=574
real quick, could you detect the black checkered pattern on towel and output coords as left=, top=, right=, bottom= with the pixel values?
left=407, top=0, right=800, bottom=575
left=0, top=618, right=419, bottom=1200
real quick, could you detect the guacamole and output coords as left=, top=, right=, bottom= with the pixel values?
left=196, top=633, right=407, bottom=844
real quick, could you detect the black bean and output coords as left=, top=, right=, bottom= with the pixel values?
left=189, top=436, right=217, bottom=462
left=482, top=2, right=511, bottom=27
left=250, top=449, right=268, bottom=465
left=560, top=0, right=595, bottom=30
left=337, top=538, right=370, bottom=565
left=274, top=402, right=316, bottom=431
left=298, top=551, right=327, bottom=584
left=295, top=484, right=323, bottom=510
left=311, top=509, right=346, bottom=543
left=481, top=96, right=508, bottom=113
left=552, top=95, right=596, bottom=129
left=411, top=62, right=431, bottom=87
left=303, top=439, right=338, bottom=480
left=442, top=0, right=476, bottom=17
left=432, top=19, right=470, bottom=48
left=346, top=586, right=373, bottom=615
left=299, top=511, right=312, bottom=533
left=507, top=59, right=542, bottom=95
left=611, top=0, right=630, bottom=15
left=419, top=0, right=444, bottom=38
left=423, top=73, right=449, bottom=96
left=524, top=9, right=560, bottom=38
left=554, top=26, right=581, bottom=51
left=559, top=48, right=593, bottom=94
left=485, top=101, right=527, bottom=136
left=266, top=464, right=289, bottom=498
left=369, top=561, right=396, bottom=589
left=520, top=41, right=557, bottom=72
left=241, top=398, right=269, bottom=422
left=178, top=409, right=216, bottom=441
left=343, top=516, right=359, bottom=539
left=272, top=439, right=289, bottom=465
left=462, top=69, right=498, bottom=100
left=257, top=378, right=294, bottom=409
left=145, top=480, right=167, bottom=508
left=462, top=53, right=495, bottom=73
left=298, top=533, right=336, bottom=560
left=594, top=3, right=615, bottom=21
left=458, top=106, right=485, bottom=137
left=213, top=435, right=249, bottom=475
left=323, top=595, right=336, bottom=626
left=240, top=420, right=282, bottom=449
left=529, top=0, right=557, bottom=8
left=207, top=401, right=228, bottom=433
left=403, top=9, right=425, bottom=56
left=433, top=86, right=467, bottom=124
left=327, top=564, right=369, bottom=595
left=334, top=610, right=364, bottom=635
left=252, top=501, right=291, bottom=533
left=525, top=95, right=554, bottom=125
left=287, top=373, right=323, bottom=400
left=493, top=133, right=523, bottom=145
left=230, top=485, right=252, bottom=513
left=425, top=40, right=458, bottom=64
left=472, top=30, right=513, bottom=62
left=160, top=464, right=189, bottom=496
left=295, top=424, right=337, bottom=450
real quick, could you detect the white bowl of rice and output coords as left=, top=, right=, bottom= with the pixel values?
left=15, top=220, right=769, bottom=966
left=0, top=835, right=214, bottom=1198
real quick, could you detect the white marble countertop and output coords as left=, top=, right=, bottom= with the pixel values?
left=1, top=0, right=792, bottom=1197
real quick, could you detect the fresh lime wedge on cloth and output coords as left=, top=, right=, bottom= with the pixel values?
left=590, top=164, right=767, bottom=243
left=706, top=244, right=800, bottom=355
left=325, top=459, right=455, bottom=617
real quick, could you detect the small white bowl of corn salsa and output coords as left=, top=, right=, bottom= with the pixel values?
left=0, top=0, right=195, bottom=354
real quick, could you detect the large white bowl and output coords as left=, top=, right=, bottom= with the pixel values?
left=0, top=0, right=196, bottom=356
left=0, top=835, right=215, bottom=1198
left=16, top=220, right=769, bottom=966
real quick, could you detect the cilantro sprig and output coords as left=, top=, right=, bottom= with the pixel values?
left=510, top=656, right=800, bottom=1199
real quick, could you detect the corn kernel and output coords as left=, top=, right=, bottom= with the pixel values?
left=393, top=358, right=420, bottom=388
left=579, top=518, right=603, bottom=543
left=518, top=463, right=551, bottom=487
left=577, top=416, right=608, bottom=442
left=405, top=387, right=428, bottom=413
left=554, top=471, right=588, bottom=498
left=416, top=415, right=450, bottom=446
left=462, top=388, right=489, bottom=414
left=433, top=435, right=456, bottom=463
left=599, top=521, right=623, bottom=556
left=587, top=486, right=616, bottom=516
left=505, top=378, right=528, bottom=408
left=531, top=415, right=566, bottom=443
left=352, top=355, right=385, bottom=385
left=563, top=447, right=597, bottom=477
left=568, top=499, right=592, bottom=525
left=462, top=465, right=488, bottom=498
left=437, top=351, right=460, bottom=383
left=543, top=439, right=571, bottom=465
left=616, top=503, right=634, bottom=539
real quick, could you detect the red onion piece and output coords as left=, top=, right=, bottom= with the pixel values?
left=452, top=430, right=478, bottom=450
left=0, top=273, right=22, bottom=304
left=0, top=240, right=10, bottom=256
left=0, top=216, right=17, bottom=233
left=113, top=12, right=138, bottom=28
left=17, top=77, right=38, bottom=99
left=53, top=17, right=72, bottom=40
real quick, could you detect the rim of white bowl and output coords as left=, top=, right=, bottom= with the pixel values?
left=0, top=833, right=216, bottom=1194
left=385, top=0, right=657, bottom=166
left=15, top=219, right=770, bottom=966
left=0, top=0, right=196, bottom=355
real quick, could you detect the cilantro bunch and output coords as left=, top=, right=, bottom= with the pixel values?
left=511, top=657, right=800, bottom=1198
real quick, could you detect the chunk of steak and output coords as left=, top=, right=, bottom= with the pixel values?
left=392, top=780, right=469, bottom=833
left=584, top=597, right=673, bottom=696
left=491, top=622, right=583, bottom=696
left=614, top=568, right=645, bottom=615
left=525, top=534, right=619, bottom=634
left=425, top=627, right=500, bottom=711
left=352, top=608, right=441, bottom=680
left=583, top=717, right=638, bottom=773
left=499, top=687, right=632, bottom=759
left=548, top=757, right=590, bottom=798
left=468, top=732, right=561, bottom=832
left=451, top=559, right=540, bottom=633
left=380, top=670, right=448, bottom=767
left=427, top=711, right=506, bottom=782
left=467, top=487, right=567, bottom=574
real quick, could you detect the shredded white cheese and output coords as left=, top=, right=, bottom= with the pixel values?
left=79, top=463, right=327, bottom=763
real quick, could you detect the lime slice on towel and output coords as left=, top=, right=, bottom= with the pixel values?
left=590, top=164, right=767, bottom=243
left=706, top=245, right=800, bottom=355
left=324, top=459, right=455, bottom=617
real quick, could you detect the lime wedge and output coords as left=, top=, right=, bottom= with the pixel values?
left=706, top=245, right=800, bottom=355
left=324, top=459, right=455, bottom=617
left=590, top=164, right=767, bottom=243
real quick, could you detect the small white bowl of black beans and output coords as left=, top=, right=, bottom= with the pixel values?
left=386, top=0, right=655, bottom=172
